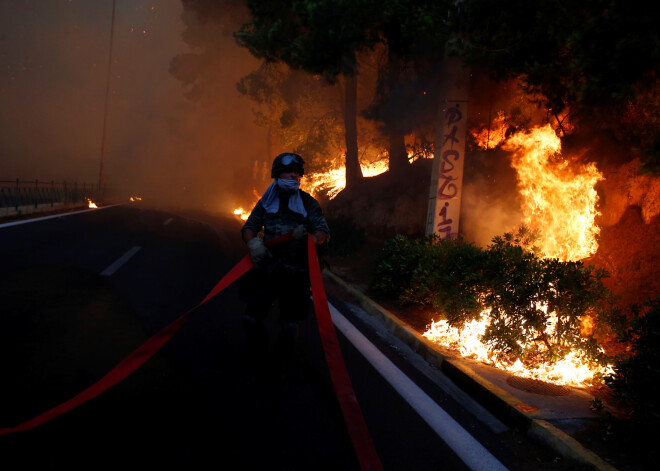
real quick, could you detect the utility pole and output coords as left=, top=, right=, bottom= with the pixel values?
left=98, top=0, right=116, bottom=197
left=426, top=56, right=470, bottom=239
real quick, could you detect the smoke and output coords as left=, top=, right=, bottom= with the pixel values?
left=457, top=75, right=551, bottom=246
left=460, top=149, right=523, bottom=247
left=0, top=0, right=265, bottom=213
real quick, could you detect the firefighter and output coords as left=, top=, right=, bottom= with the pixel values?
left=240, top=152, right=330, bottom=385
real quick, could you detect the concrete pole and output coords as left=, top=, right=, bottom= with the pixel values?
left=98, top=0, right=116, bottom=197
left=426, top=56, right=470, bottom=239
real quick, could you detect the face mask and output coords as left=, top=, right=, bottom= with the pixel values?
left=276, top=178, right=300, bottom=193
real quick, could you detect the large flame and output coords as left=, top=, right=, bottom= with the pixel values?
left=422, top=117, right=608, bottom=387
left=503, top=124, right=603, bottom=261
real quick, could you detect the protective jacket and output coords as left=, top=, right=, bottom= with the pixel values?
left=242, top=189, right=330, bottom=274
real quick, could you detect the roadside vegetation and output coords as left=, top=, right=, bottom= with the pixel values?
left=370, top=229, right=660, bottom=429
left=370, top=228, right=614, bottom=367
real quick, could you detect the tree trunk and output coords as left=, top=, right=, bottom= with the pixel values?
left=385, top=48, right=410, bottom=174
left=343, top=73, right=362, bottom=189
left=388, top=132, right=408, bottom=174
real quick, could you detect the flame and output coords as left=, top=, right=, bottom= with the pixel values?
left=423, top=118, right=609, bottom=387
left=129, top=196, right=142, bottom=202
left=503, top=124, right=603, bottom=261
left=233, top=207, right=250, bottom=221
left=472, top=110, right=509, bottom=149
left=301, top=158, right=390, bottom=199
left=423, top=311, right=612, bottom=386
left=86, top=198, right=98, bottom=208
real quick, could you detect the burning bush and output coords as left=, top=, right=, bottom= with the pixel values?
left=605, top=297, right=660, bottom=426
left=371, top=231, right=615, bottom=383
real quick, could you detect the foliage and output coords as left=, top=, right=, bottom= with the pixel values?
left=605, top=298, right=660, bottom=426
left=371, top=231, right=612, bottom=364
left=236, top=62, right=346, bottom=171
left=450, top=0, right=660, bottom=111
left=235, top=0, right=381, bottom=80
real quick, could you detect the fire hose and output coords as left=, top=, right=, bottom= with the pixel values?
left=0, top=232, right=383, bottom=471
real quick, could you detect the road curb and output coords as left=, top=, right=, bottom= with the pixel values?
left=323, top=268, right=618, bottom=471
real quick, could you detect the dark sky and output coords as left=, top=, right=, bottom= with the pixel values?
left=0, top=0, right=264, bottom=211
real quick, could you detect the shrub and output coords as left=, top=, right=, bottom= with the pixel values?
left=371, top=231, right=613, bottom=365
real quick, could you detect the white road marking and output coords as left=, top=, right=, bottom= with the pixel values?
left=0, top=204, right=123, bottom=229
left=328, top=303, right=509, bottom=471
left=100, top=246, right=141, bottom=277
left=163, top=217, right=173, bottom=226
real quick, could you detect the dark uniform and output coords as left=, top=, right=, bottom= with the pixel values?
left=240, top=153, right=330, bottom=381
left=241, top=190, right=330, bottom=324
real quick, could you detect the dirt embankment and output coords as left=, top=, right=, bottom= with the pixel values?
left=585, top=159, right=660, bottom=308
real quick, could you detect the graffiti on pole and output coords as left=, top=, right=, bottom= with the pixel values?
left=427, top=101, right=467, bottom=239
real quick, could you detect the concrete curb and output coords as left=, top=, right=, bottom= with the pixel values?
left=323, top=269, right=618, bottom=471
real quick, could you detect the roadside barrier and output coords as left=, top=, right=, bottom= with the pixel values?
left=0, top=232, right=383, bottom=471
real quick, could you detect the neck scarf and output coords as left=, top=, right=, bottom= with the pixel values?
left=260, top=179, right=307, bottom=217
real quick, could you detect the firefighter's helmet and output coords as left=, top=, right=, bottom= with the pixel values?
left=271, top=153, right=305, bottom=178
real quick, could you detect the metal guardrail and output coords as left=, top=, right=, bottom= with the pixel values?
left=0, top=179, right=105, bottom=215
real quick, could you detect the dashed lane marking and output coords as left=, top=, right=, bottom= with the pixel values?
left=100, top=246, right=142, bottom=277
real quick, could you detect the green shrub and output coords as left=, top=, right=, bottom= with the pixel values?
left=605, top=298, right=660, bottom=426
left=371, top=231, right=612, bottom=365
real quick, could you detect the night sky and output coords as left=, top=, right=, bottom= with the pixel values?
left=0, top=0, right=264, bottom=210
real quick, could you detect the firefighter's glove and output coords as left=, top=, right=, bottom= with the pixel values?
left=292, top=224, right=307, bottom=241
left=247, top=237, right=271, bottom=267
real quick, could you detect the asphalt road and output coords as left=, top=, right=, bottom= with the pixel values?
left=0, top=205, right=579, bottom=470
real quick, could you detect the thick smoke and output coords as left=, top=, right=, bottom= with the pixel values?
left=0, top=0, right=265, bottom=213
left=459, top=75, right=550, bottom=246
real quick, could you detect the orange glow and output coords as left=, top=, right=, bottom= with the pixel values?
left=86, top=198, right=98, bottom=209
left=129, top=196, right=143, bottom=202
